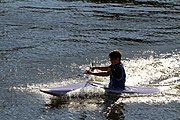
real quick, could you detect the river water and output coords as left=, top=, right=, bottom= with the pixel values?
left=0, top=0, right=180, bottom=119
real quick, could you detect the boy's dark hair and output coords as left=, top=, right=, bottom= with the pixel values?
left=109, top=50, right=121, bottom=60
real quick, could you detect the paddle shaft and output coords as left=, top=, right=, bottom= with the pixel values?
left=83, top=63, right=94, bottom=88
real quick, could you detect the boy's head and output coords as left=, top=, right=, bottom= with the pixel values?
left=109, top=50, right=122, bottom=62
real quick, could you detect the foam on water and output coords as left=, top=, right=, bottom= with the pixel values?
left=125, top=51, right=180, bottom=86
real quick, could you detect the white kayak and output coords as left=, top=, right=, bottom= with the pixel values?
left=40, top=81, right=167, bottom=96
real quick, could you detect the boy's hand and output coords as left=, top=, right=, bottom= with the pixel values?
left=84, top=70, right=92, bottom=74
left=90, top=67, right=96, bottom=71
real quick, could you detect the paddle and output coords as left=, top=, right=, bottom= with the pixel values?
left=83, top=63, right=94, bottom=88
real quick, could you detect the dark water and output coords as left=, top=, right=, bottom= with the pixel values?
left=0, top=0, right=180, bottom=119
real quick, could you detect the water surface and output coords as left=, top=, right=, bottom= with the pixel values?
left=0, top=0, right=180, bottom=119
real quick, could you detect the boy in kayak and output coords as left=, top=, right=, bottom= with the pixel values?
left=85, top=50, right=126, bottom=89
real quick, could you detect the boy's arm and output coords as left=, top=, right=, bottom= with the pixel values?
left=91, top=66, right=110, bottom=71
left=85, top=67, right=111, bottom=77
left=90, top=71, right=111, bottom=77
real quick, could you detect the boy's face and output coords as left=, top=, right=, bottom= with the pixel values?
left=109, top=57, right=120, bottom=64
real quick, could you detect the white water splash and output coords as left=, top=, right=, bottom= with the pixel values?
left=124, top=52, right=180, bottom=86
